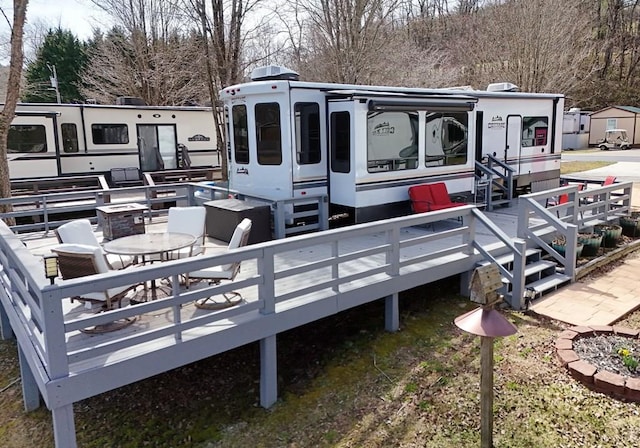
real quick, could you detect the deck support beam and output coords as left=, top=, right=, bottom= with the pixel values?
left=459, top=270, right=472, bottom=297
left=260, top=334, right=278, bottom=408
left=18, top=345, right=40, bottom=411
left=384, top=294, right=399, bottom=332
left=52, top=404, right=77, bottom=448
left=0, top=300, right=13, bottom=340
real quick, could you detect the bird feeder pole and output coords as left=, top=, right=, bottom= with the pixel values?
left=455, top=264, right=517, bottom=448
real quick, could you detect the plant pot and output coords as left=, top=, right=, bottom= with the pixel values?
left=551, top=241, right=583, bottom=259
left=594, top=224, right=622, bottom=248
left=620, top=213, right=640, bottom=237
left=578, top=233, right=603, bottom=257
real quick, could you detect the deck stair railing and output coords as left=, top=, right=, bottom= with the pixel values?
left=474, top=154, right=515, bottom=211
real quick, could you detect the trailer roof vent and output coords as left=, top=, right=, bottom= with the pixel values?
left=486, top=82, right=519, bottom=92
left=250, top=65, right=299, bottom=81
left=116, top=96, right=147, bottom=106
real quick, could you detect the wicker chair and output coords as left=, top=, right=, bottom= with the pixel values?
left=189, top=218, right=252, bottom=310
left=51, top=244, right=140, bottom=333
left=55, top=219, right=134, bottom=269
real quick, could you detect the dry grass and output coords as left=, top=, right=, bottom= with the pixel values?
left=561, top=160, right=615, bottom=175
left=2, top=271, right=640, bottom=447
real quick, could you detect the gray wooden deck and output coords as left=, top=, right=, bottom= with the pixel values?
left=0, top=180, right=633, bottom=448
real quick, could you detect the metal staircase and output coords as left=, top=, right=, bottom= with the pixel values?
left=474, top=155, right=516, bottom=211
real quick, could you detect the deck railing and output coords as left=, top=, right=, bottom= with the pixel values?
left=517, top=181, right=632, bottom=284
left=0, top=199, right=571, bottom=448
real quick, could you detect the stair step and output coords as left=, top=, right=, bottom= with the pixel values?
left=478, top=248, right=542, bottom=267
left=491, top=199, right=511, bottom=207
left=501, top=260, right=557, bottom=282
left=526, top=273, right=571, bottom=294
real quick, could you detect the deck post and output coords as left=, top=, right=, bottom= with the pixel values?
left=459, top=270, right=472, bottom=297
left=18, top=345, right=40, bottom=411
left=259, top=335, right=278, bottom=408
left=0, top=300, right=14, bottom=340
left=510, top=238, right=528, bottom=309
left=384, top=293, right=399, bottom=332
left=52, top=404, right=77, bottom=448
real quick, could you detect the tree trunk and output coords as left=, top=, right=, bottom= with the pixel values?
left=0, top=0, right=29, bottom=226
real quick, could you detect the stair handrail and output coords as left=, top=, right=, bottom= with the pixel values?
left=517, top=190, right=579, bottom=281
left=475, top=154, right=515, bottom=210
left=470, top=208, right=528, bottom=309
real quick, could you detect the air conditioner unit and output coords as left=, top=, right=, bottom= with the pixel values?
left=116, top=96, right=147, bottom=106
left=486, top=82, right=519, bottom=92
left=250, top=65, right=300, bottom=82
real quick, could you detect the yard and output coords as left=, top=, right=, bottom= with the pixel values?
left=2, top=270, right=640, bottom=447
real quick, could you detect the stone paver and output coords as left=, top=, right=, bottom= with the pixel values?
left=530, top=250, right=640, bottom=326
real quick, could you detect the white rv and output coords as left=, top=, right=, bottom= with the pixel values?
left=6, top=102, right=219, bottom=180
left=220, top=66, right=564, bottom=224
left=562, top=107, right=591, bottom=150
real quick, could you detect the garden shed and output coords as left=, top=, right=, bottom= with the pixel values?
left=589, top=105, right=640, bottom=147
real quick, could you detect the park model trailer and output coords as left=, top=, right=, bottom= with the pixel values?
left=6, top=102, right=219, bottom=181
left=220, top=66, right=564, bottom=224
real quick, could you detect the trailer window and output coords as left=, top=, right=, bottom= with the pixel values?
left=61, top=123, right=79, bottom=153
left=295, top=102, right=321, bottom=164
left=522, top=116, right=548, bottom=147
left=255, top=103, right=282, bottom=165
left=91, top=124, right=129, bottom=144
left=232, top=105, right=249, bottom=164
left=7, top=125, right=47, bottom=153
left=367, top=111, right=418, bottom=172
left=424, top=112, right=468, bottom=167
left=331, top=111, right=350, bottom=173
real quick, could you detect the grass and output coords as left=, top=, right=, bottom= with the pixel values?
left=2, top=276, right=640, bottom=447
left=561, top=160, right=615, bottom=175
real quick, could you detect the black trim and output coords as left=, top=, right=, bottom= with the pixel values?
left=368, top=98, right=476, bottom=112
left=551, top=98, right=559, bottom=154
left=355, top=171, right=473, bottom=192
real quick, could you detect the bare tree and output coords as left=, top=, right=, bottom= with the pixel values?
left=0, top=0, right=28, bottom=222
left=81, top=1, right=207, bottom=105
left=448, top=0, right=597, bottom=94
left=182, top=0, right=266, bottom=178
left=294, top=0, right=401, bottom=84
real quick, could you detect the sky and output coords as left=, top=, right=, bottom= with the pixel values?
left=2, top=0, right=112, bottom=41
left=27, top=0, right=112, bottom=39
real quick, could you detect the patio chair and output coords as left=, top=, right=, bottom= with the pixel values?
left=55, top=219, right=134, bottom=269
left=50, top=243, right=139, bottom=333
left=189, top=218, right=252, bottom=310
left=408, top=182, right=466, bottom=213
left=603, top=176, right=616, bottom=186
left=151, top=206, right=206, bottom=261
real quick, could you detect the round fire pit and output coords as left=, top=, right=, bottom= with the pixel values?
left=556, top=325, right=640, bottom=402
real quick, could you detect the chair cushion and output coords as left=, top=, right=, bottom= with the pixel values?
left=56, top=219, right=101, bottom=246
left=429, top=182, right=452, bottom=205
left=408, top=185, right=435, bottom=213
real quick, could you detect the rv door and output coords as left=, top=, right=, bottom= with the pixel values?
left=506, top=115, right=522, bottom=173
left=327, top=100, right=355, bottom=212
left=227, top=99, right=293, bottom=200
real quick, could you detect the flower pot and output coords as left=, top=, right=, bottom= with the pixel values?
left=620, top=213, right=640, bottom=237
left=594, top=224, right=622, bottom=248
left=551, top=241, right=583, bottom=259
left=578, top=233, right=603, bottom=257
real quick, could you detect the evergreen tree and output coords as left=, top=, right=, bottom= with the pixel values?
left=22, top=28, right=89, bottom=103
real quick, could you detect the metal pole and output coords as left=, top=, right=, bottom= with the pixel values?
left=47, top=63, right=61, bottom=103
left=480, top=335, right=494, bottom=448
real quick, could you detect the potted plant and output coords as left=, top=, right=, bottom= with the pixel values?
left=594, top=224, right=622, bottom=248
left=620, top=211, right=640, bottom=237
left=578, top=232, right=603, bottom=257
left=551, top=234, right=583, bottom=258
